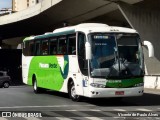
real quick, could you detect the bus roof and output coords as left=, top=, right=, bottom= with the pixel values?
left=23, top=23, right=137, bottom=42
left=23, top=36, right=35, bottom=42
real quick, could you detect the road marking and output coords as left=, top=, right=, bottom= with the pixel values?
left=66, top=111, right=92, bottom=117
left=0, top=105, right=94, bottom=109
left=90, top=109, right=101, bottom=111
left=0, top=118, right=8, bottom=120
left=114, top=109, right=126, bottom=111
left=114, top=117, right=125, bottom=119
left=65, top=110, right=77, bottom=111
left=137, top=108, right=152, bottom=111
left=55, top=117, right=73, bottom=120
left=84, top=117, right=104, bottom=120
left=25, top=117, right=41, bottom=120
left=95, top=111, right=117, bottom=117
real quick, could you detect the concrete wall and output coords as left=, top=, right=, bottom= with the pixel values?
left=118, top=1, right=160, bottom=75
left=12, top=0, right=41, bottom=11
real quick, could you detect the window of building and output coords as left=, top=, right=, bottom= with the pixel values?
left=27, top=0, right=29, bottom=7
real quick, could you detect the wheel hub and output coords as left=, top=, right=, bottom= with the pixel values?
left=71, top=85, right=76, bottom=98
left=34, top=81, right=37, bottom=90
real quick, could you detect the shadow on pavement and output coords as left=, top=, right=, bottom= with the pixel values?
left=44, top=90, right=160, bottom=107
left=83, top=93, right=160, bottom=107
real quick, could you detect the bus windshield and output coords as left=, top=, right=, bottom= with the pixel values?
left=89, top=33, right=144, bottom=79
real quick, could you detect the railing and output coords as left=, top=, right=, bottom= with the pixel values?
left=0, top=9, right=13, bottom=16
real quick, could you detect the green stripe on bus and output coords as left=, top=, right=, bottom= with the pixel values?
left=106, top=77, right=143, bottom=88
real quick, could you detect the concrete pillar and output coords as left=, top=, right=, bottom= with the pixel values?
left=118, top=1, right=160, bottom=75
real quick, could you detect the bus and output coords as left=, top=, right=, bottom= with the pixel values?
left=22, top=23, right=154, bottom=101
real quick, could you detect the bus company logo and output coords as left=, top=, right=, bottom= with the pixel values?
left=107, top=80, right=122, bottom=83
left=39, top=63, right=57, bottom=69
left=39, top=63, right=49, bottom=68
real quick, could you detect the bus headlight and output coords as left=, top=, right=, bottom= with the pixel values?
left=90, top=83, right=106, bottom=88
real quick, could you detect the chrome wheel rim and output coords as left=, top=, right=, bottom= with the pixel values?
left=71, top=85, right=76, bottom=98
left=34, top=81, right=37, bottom=91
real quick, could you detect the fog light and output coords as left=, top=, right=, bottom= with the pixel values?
left=96, top=92, right=99, bottom=95
left=91, top=91, right=95, bottom=94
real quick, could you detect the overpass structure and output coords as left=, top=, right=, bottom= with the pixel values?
left=0, top=0, right=160, bottom=88
left=0, top=0, right=140, bottom=39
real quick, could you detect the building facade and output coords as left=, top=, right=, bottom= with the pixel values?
left=12, top=0, right=42, bottom=12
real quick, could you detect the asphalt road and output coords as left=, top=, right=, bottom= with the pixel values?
left=0, top=86, right=160, bottom=120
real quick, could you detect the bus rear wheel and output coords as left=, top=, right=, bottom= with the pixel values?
left=69, top=81, right=81, bottom=102
left=33, top=77, right=42, bottom=94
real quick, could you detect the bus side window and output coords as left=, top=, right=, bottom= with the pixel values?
left=78, top=32, right=88, bottom=76
left=35, top=40, right=41, bottom=56
left=49, top=38, right=57, bottom=55
left=68, top=34, right=76, bottom=55
left=42, top=40, right=49, bottom=55
left=29, top=41, right=35, bottom=56
left=58, top=36, right=67, bottom=54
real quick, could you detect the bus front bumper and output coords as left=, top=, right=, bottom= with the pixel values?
left=87, top=86, right=144, bottom=98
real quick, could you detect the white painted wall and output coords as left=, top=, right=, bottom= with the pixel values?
left=29, top=0, right=37, bottom=7
left=144, top=76, right=160, bottom=89
left=13, top=0, right=28, bottom=11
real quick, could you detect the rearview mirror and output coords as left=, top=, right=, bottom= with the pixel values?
left=143, top=41, right=154, bottom=58
left=85, top=41, right=92, bottom=60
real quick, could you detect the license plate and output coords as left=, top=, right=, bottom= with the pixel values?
left=115, top=91, right=124, bottom=95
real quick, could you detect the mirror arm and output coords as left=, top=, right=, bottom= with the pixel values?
left=143, top=40, right=154, bottom=58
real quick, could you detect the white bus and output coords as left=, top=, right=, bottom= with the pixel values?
left=22, top=23, right=154, bottom=101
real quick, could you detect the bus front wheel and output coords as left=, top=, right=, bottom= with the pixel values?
left=69, top=81, right=81, bottom=102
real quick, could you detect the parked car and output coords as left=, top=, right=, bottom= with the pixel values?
left=0, top=71, right=11, bottom=88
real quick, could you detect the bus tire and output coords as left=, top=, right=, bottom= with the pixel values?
left=33, top=76, right=41, bottom=94
left=68, top=81, right=81, bottom=102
